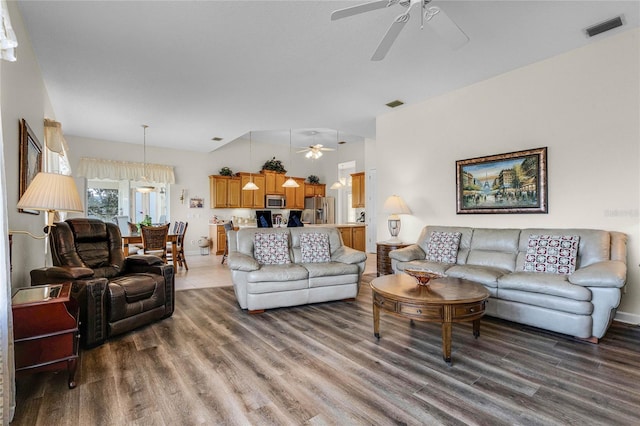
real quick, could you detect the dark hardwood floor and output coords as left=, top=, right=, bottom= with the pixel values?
left=12, top=275, right=640, bottom=425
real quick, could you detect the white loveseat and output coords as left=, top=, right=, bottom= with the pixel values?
left=228, top=227, right=367, bottom=313
left=389, top=226, right=627, bottom=341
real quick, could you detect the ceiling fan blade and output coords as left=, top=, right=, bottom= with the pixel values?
left=331, top=0, right=396, bottom=21
left=371, top=12, right=410, bottom=61
left=425, top=6, right=469, bottom=50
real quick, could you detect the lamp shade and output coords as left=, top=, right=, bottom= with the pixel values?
left=382, top=195, right=411, bottom=215
left=17, top=172, right=83, bottom=213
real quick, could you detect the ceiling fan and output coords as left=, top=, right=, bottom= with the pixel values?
left=331, top=0, right=469, bottom=61
left=297, top=144, right=335, bottom=159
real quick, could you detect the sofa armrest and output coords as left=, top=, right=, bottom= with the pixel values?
left=228, top=252, right=260, bottom=272
left=568, top=260, right=627, bottom=288
left=331, top=246, right=367, bottom=265
left=388, top=244, right=425, bottom=262
left=31, top=266, right=95, bottom=284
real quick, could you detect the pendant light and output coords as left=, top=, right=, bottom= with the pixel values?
left=137, top=125, right=155, bottom=193
left=282, top=129, right=300, bottom=188
left=330, top=130, right=344, bottom=190
left=242, top=131, right=259, bottom=190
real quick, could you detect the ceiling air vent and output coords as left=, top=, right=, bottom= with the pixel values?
left=212, top=137, right=223, bottom=142
left=585, top=16, right=623, bottom=37
left=385, top=100, right=404, bottom=108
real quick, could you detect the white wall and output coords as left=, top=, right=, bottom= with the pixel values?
left=2, top=2, right=56, bottom=288
left=376, top=29, right=640, bottom=319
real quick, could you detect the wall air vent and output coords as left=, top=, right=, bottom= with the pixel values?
left=385, top=100, right=404, bottom=108
left=585, top=16, right=623, bottom=37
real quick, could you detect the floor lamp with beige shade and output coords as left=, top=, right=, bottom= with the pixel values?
left=11, top=172, right=83, bottom=241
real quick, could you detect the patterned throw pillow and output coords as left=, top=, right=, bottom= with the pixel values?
left=254, top=232, right=291, bottom=265
left=300, top=233, right=331, bottom=263
left=425, top=231, right=461, bottom=264
left=523, top=234, right=580, bottom=275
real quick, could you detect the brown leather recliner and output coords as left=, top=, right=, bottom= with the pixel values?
left=31, top=218, right=175, bottom=347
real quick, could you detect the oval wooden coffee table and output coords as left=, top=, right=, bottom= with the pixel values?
left=370, top=274, right=490, bottom=365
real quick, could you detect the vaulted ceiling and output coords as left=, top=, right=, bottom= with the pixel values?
left=17, top=1, right=640, bottom=152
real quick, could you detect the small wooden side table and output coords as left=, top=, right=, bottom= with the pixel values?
left=12, top=282, right=80, bottom=389
left=376, top=242, right=410, bottom=276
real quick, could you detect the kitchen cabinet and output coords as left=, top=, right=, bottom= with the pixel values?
left=284, top=177, right=306, bottom=210
left=351, top=172, right=365, bottom=208
left=209, top=224, right=228, bottom=255
left=336, top=225, right=366, bottom=252
left=262, top=170, right=286, bottom=195
left=209, top=175, right=241, bottom=208
left=239, top=173, right=266, bottom=208
left=304, top=183, right=326, bottom=197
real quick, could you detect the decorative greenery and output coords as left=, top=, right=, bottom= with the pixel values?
left=136, top=214, right=152, bottom=232
left=262, top=157, right=287, bottom=173
left=307, top=175, right=320, bottom=184
left=219, top=166, right=233, bottom=176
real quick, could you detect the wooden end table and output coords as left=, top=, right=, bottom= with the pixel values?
left=370, top=274, right=489, bottom=365
left=12, top=282, right=80, bottom=388
left=376, top=242, right=410, bottom=276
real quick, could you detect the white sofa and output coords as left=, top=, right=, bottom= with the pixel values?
left=228, top=227, right=367, bottom=313
left=389, top=226, right=627, bottom=341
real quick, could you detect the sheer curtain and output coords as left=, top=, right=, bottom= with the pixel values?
left=1, top=2, right=17, bottom=422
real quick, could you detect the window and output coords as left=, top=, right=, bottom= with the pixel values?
left=87, top=179, right=169, bottom=224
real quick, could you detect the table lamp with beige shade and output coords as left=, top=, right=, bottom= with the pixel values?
left=382, top=195, right=411, bottom=244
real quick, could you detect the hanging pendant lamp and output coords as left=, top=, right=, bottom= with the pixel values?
left=137, top=125, right=155, bottom=193
left=282, top=129, right=300, bottom=188
left=243, top=131, right=259, bottom=190
left=330, top=130, right=344, bottom=190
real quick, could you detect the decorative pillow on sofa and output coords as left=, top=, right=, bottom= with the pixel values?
left=426, top=231, right=461, bottom=264
left=300, top=233, right=331, bottom=263
left=254, top=233, right=291, bottom=265
left=523, top=234, right=580, bottom=275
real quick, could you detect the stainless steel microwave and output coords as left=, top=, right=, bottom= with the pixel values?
left=265, top=195, right=286, bottom=209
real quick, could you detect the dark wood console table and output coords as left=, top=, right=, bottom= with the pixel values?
left=12, top=282, right=80, bottom=388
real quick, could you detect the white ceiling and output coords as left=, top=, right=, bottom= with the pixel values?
left=17, top=1, right=640, bottom=152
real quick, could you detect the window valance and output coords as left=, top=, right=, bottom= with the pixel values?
left=77, top=157, right=175, bottom=184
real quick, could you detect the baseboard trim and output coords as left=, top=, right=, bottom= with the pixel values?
left=614, top=311, right=640, bottom=325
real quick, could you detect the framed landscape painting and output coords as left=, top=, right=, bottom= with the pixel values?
left=19, top=119, right=42, bottom=214
left=456, top=147, right=547, bottom=214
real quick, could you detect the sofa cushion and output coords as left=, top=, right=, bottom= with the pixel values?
left=394, top=260, right=450, bottom=276
left=425, top=231, right=461, bottom=264
left=247, top=263, right=308, bottom=284
left=523, top=234, right=579, bottom=275
left=498, top=272, right=591, bottom=301
left=466, top=228, right=520, bottom=272
left=445, top=265, right=507, bottom=288
left=300, top=233, right=331, bottom=263
left=254, top=232, right=291, bottom=265
left=497, top=289, right=593, bottom=315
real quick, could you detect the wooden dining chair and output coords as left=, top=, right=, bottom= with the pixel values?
left=167, top=222, right=189, bottom=270
left=138, top=224, right=170, bottom=263
left=221, top=221, right=234, bottom=265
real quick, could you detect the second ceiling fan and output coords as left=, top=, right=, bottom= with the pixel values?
left=331, top=0, right=469, bottom=61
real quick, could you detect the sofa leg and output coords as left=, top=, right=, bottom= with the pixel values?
left=249, top=309, right=265, bottom=314
left=342, top=298, right=356, bottom=302
left=578, top=336, right=599, bottom=344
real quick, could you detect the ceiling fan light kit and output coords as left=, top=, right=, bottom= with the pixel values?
left=331, top=0, right=469, bottom=61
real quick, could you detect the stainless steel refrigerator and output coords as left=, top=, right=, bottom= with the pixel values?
left=303, top=197, right=335, bottom=224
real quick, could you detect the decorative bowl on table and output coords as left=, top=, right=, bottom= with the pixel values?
left=405, top=269, right=444, bottom=285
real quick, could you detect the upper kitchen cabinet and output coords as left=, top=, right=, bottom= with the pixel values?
left=351, top=172, right=365, bottom=208
left=209, top=175, right=241, bottom=208
left=304, top=183, right=326, bottom=198
left=239, top=173, right=266, bottom=208
left=262, top=170, right=286, bottom=195
left=284, top=177, right=306, bottom=210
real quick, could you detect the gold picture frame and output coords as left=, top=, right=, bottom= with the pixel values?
left=456, top=147, right=548, bottom=214
left=19, top=118, right=43, bottom=214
